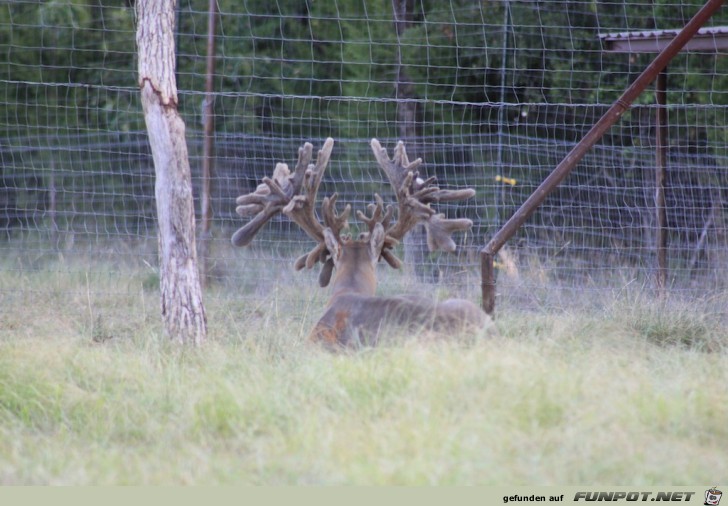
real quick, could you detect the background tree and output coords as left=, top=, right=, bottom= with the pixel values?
left=137, top=0, right=207, bottom=345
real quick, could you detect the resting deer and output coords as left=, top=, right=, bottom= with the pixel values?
left=231, top=138, right=494, bottom=349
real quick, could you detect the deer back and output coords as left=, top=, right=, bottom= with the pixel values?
left=310, top=293, right=492, bottom=349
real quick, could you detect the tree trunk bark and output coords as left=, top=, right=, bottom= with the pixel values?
left=136, top=0, right=207, bottom=345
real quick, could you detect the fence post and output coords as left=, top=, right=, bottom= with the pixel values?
left=199, top=0, right=217, bottom=287
left=481, top=251, right=496, bottom=317
left=655, top=68, right=669, bottom=296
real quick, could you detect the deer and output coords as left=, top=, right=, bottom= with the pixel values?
left=231, top=137, right=495, bottom=349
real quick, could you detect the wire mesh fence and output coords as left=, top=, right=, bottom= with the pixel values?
left=1, top=0, right=727, bottom=311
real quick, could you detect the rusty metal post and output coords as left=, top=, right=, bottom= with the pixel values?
left=480, top=0, right=725, bottom=315
left=481, top=251, right=496, bottom=316
left=655, top=69, right=669, bottom=296
left=199, top=0, right=217, bottom=287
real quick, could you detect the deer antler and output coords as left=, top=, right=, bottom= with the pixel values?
left=279, top=138, right=347, bottom=270
left=354, top=194, right=402, bottom=268
left=232, top=140, right=315, bottom=247
left=232, top=137, right=335, bottom=246
left=232, top=137, right=476, bottom=286
left=231, top=137, right=349, bottom=286
left=369, top=138, right=476, bottom=266
left=289, top=192, right=352, bottom=287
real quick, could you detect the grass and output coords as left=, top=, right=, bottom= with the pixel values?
left=0, top=258, right=727, bottom=485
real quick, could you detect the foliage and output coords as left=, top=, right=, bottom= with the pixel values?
left=0, top=1, right=139, bottom=134
left=3, top=0, right=727, bottom=139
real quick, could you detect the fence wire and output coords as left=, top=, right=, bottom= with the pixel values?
left=1, top=0, right=727, bottom=309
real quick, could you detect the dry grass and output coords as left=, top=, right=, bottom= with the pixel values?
left=0, top=257, right=726, bottom=485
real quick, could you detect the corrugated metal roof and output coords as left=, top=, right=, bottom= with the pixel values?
left=600, top=26, right=728, bottom=40
left=598, top=25, right=728, bottom=52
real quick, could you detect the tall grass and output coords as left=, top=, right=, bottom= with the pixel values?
left=0, top=258, right=726, bottom=485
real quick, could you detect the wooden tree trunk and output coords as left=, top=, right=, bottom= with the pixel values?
left=136, top=0, right=207, bottom=345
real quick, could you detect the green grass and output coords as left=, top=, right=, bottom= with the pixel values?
left=0, top=261, right=727, bottom=485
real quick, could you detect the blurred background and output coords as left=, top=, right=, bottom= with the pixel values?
left=1, top=0, right=727, bottom=310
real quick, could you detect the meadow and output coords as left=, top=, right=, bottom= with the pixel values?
left=0, top=254, right=726, bottom=485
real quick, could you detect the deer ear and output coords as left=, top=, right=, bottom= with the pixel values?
left=368, top=223, right=385, bottom=263
left=323, top=227, right=341, bottom=265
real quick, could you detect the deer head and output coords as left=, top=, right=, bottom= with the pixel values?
left=232, top=138, right=491, bottom=347
left=232, top=138, right=475, bottom=288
